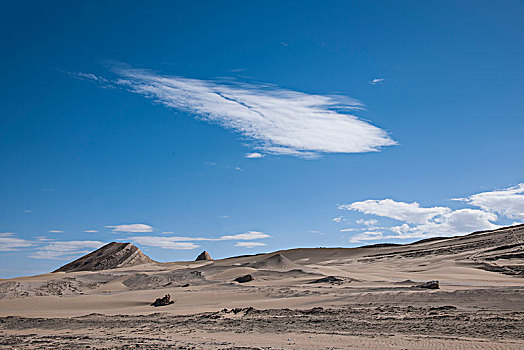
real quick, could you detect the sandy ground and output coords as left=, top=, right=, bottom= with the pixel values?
left=0, top=225, right=523, bottom=349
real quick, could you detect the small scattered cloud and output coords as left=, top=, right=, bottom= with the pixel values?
left=281, top=41, right=289, bottom=47
left=29, top=240, right=105, bottom=260
left=84, top=230, right=98, bottom=233
left=245, top=152, right=265, bottom=159
left=356, top=219, right=378, bottom=226
left=204, top=161, right=217, bottom=166
left=235, top=242, right=266, bottom=248
left=41, top=188, right=54, bottom=192
left=24, top=210, right=33, bottom=213
left=332, top=216, right=345, bottom=223
left=370, top=78, right=384, bottom=85
left=309, top=230, right=324, bottom=235
left=110, top=67, right=396, bottom=158
left=0, top=233, right=33, bottom=251
left=106, top=224, right=153, bottom=233
left=48, top=230, right=65, bottom=233
left=218, top=216, right=230, bottom=219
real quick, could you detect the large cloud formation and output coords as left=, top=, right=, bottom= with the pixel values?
left=112, top=68, right=396, bottom=157
left=454, top=183, right=524, bottom=220
left=338, top=183, right=523, bottom=243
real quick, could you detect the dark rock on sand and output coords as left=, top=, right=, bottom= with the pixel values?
left=309, top=276, right=345, bottom=284
left=416, top=280, right=439, bottom=289
left=195, top=251, right=213, bottom=261
left=429, top=305, right=457, bottom=311
left=151, top=294, right=174, bottom=307
left=234, top=274, right=254, bottom=283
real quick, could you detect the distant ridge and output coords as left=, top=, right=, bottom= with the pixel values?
left=53, top=242, right=154, bottom=272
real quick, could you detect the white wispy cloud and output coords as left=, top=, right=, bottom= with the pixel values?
left=106, top=224, right=153, bottom=233
left=349, top=231, right=385, bottom=243
left=76, top=72, right=104, bottom=81
left=245, top=152, right=265, bottom=159
left=35, top=237, right=54, bottom=242
left=235, top=242, right=266, bottom=248
left=218, top=231, right=270, bottom=240
left=129, top=236, right=200, bottom=250
left=340, top=199, right=450, bottom=224
left=454, top=183, right=524, bottom=221
left=0, top=233, right=33, bottom=251
left=130, top=231, right=270, bottom=250
left=29, top=240, right=104, bottom=260
left=370, top=78, right=384, bottom=85
left=68, top=71, right=112, bottom=85
left=48, top=230, right=65, bottom=233
left=84, top=230, right=98, bottom=233
left=111, top=67, right=396, bottom=157
left=134, top=231, right=270, bottom=242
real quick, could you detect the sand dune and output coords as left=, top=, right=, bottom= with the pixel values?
left=0, top=224, right=523, bottom=349
left=248, top=253, right=299, bottom=270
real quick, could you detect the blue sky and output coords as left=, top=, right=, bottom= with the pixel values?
left=1, top=1, right=523, bottom=278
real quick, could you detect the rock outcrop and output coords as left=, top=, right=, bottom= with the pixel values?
left=53, top=242, right=154, bottom=273
left=195, top=251, right=213, bottom=261
left=234, top=274, right=254, bottom=283
left=151, top=294, right=174, bottom=307
left=416, top=280, right=440, bottom=289
left=309, top=276, right=345, bottom=284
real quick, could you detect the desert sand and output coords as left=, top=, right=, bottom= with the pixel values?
left=1, top=224, right=523, bottom=349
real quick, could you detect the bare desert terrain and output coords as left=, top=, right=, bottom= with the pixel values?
left=1, top=224, right=523, bottom=349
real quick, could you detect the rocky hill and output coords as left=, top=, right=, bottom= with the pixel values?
left=53, top=242, right=154, bottom=272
